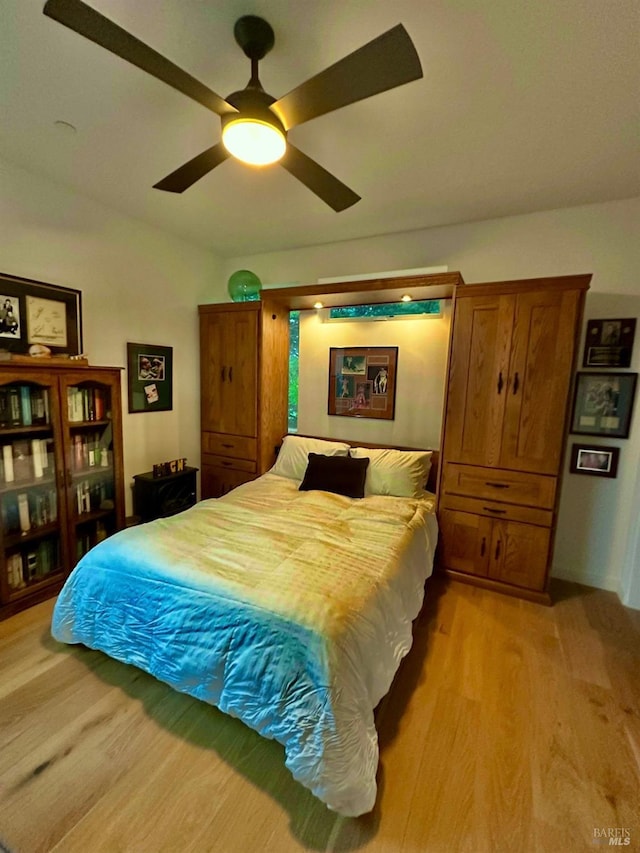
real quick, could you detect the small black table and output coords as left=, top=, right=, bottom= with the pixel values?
left=132, top=466, right=198, bottom=523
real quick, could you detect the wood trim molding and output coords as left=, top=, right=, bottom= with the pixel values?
left=265, top=272, right=464, bottom=310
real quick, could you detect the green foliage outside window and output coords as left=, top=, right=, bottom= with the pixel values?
left=329, top=300, right=440, bottom=319
left=288, top=310, right=300, bottom=432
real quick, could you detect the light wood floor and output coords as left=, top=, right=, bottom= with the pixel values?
left=1, top=576, right=638, bottom=853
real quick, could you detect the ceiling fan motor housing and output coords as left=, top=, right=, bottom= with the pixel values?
left=233, top=16, right=275, bottom=61
left=221, top=88, right=287, bottom=140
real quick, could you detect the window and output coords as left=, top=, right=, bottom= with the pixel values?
left=328, top=300, right=441, bottom=320
left=288, top=310, right=300, bottom=432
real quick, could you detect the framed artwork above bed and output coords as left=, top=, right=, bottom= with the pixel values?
left=328, top=346, right=398, bottom=420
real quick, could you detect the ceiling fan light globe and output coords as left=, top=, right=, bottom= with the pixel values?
left=222, top=118, right=286, bottom=166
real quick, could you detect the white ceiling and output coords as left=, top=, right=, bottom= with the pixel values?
left=1, top=0, right=638, bottom=258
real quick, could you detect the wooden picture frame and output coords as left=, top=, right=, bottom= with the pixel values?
left=570, top=443, right=620, bottom=478
left=570, top=371, right=637, bottom=438
left=328, top=346, right=398, bottom=420
left=582, top=318, right=636, bottom=368
left=0, top=271, right=83, bottom=356
left=127, top=342, right=173, bottom=413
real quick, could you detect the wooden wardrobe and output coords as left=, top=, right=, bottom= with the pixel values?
left=437, top=275, right=591, bottom=603
left=199, top=300, right=289, bottom=498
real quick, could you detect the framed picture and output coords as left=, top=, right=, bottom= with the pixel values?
left=0, top=271, right=82, bottom=355
left=127, top=342, right=173, bottom=413
left=582, top=318, right=636, bottom=368
left=328, top=346, right=398, bottom=420
left=570, top=443, right=620, bottom=478
left=570, top=372, right=637, bottom=438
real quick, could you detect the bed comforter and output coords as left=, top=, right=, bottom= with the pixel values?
left=52, top=473, right=437, bottom=816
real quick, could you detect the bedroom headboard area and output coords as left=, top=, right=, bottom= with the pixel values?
left=290, top=435, right=439, bottom=494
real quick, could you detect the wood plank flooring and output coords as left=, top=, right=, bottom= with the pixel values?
left=0, top=576, right=638, bottom=853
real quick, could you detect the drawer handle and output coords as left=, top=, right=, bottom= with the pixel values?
left=229, top=366, right=233, bottom=382
left=480, top=536, right=486, bottom=557
left=485, top=482, right=509, bottom=489
left=483, top=506, right=507, bottom=514
left=495, top=540, right=501, bottom=560
left=497, top=371, right=504, bottom=394
left=221, top=443, right=234, bottom=449
left=222, top=461, right=232, bottom=467
left=221, top=366, right=226, bottom=382
left=513, top=371, right=520, bottom=395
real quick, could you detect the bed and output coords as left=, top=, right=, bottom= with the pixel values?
left=52, top=436, right=438, bottom=817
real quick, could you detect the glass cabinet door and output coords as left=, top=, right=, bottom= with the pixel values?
left=62, top=376, right=121, bottom=564
left=0, top=377, right=66, bottom=604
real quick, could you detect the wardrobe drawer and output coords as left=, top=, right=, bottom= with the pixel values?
left=441, top=463, right=556, bottom=509
left=202, top=431, right=257, bottom=460
left=439, top=493, right=553, bottom=527
left=202, top=453, right=256, bottom=474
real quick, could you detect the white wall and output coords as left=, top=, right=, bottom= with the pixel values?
left=223, top=197, right=640, bottom=607
left=0, top=157, right=224, bottom=514
left=297, top=304, right=451, bottom=448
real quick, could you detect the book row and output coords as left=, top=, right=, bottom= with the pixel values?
left=1, top=487, right=58, bottom=536
left=76, top=520, right=109, bottom=561
left=0, top=385, right=49, bottom=429
left=75, top=478, right=114, bottom=516
left=71, top=432, right=112, bottom=471
left=67, top=386, right=109, bottom=423
left=6, top=539, right=60, bottom=590
left=1, top=438, right=52, bottom=485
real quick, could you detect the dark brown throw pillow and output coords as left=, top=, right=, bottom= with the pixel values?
left=299, top=453, right=369, bottom=499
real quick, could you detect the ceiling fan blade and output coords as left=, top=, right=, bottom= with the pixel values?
left=153, top=144, right=230, bottom=193
left=280, top=144, right=360, bottom=212
left=271, top=24, right=422, bottom=131
left=43, top=0, right=236, bottom=117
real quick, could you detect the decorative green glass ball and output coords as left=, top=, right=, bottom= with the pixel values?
left=227, top=269, right=262, bottom=302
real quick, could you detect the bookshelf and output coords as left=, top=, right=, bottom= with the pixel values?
left=0, top=363, right=125, bottom=620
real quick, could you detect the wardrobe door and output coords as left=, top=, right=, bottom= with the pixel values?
left=200, top=309, right=258, bottom=438
left=500, top=288, right=581, bottom=474
left=443, top=294, right=513, bottom=467
left=438, top=509, right=492, bottom=577
left=487, top=519, right=551, bottom=591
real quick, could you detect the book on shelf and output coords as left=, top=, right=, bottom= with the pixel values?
left=17, top=492, right=30, bottom=534
left=1, top=493, right=21, bottom=534
left=12, top=440, right=31, bottom=481
left=0, top=388, right=10, bottom=428
left=19, top=386, right=32, bottom=426
left=7, top=552, right=25, bottom=590
left=2, top=443, right=14, bottom=482
left=8, top=387, right=21, bottom=426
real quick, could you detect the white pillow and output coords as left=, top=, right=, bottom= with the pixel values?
left=271, top=435, right=350, bottom=481
left=349, top=447, right=433, bottom=497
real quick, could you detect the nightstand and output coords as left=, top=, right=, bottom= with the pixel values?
left=133, top=466, right=198, bottom=522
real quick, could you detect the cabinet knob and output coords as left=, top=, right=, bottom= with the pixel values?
left=513, top=372, right=520, bottom=394
left=497, top=371, right=504, bottom=394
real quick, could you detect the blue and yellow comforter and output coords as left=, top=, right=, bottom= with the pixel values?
left=52, top=473, right=437, bottom=816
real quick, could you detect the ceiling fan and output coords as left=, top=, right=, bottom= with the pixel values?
left=42, top=0, right=423, bottom=211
